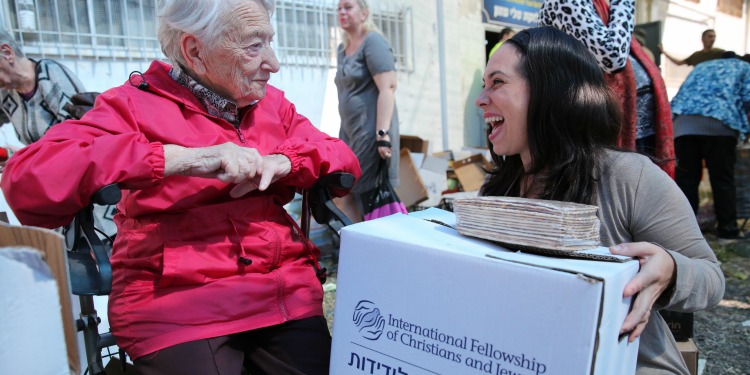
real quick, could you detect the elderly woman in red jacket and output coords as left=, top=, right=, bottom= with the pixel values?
left=0, top=0, right=361, bottom=374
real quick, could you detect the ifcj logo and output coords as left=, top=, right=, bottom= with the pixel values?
left=353, top=300, right=385, bottom=340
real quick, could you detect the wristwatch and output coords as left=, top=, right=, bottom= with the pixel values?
left=377, top=129, right=389, bottom=137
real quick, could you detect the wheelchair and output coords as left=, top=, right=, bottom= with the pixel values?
left=65, top=173, right=354, bottom=375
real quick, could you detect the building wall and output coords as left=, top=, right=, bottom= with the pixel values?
left=273, top=0, right=487, bottom=155
left=49, top=59, right=154, bottom=93
left=6, top=1, right=487, bottom=157
left=643, top=0, right=749, bottom=99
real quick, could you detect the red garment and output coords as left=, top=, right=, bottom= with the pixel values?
left=593, top=0, right=675, bottom=178
left=1, top=60, right=361, bottom=359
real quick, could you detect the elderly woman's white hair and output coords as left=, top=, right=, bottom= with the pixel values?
left=157, top=0, right=275, bottom=66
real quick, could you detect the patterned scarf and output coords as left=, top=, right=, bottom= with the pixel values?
left=170, top=64, right=241, bottom=126
left=592, top=0, right=675, bottom=178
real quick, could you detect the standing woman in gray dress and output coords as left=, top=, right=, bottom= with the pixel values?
left=334, top=0, right=400, bottom=222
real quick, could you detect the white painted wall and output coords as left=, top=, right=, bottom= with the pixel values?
left=37, top=1, right=487, bottom=158
left=50, top=59, right=156, bottom=93
left=396, top=0, right=486, bottom=154
left=652, top=0, right=749, bottom=99
left=272, top=0, right=487, bottom=155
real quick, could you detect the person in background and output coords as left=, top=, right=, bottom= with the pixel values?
left=1, top=0, right=361, bottom=374
left=670, top=52, right=750, bottom=242
left=539, top=0, right=675, bottom=177
left=334, top=0, right=400, bottom=222
left=659, top=29, right=725, bottom=67
left=488, top=27, right=516, bottom=58
left=0, top=29, right=84, bottom=170
left=477, top=27, right=724, bottom=374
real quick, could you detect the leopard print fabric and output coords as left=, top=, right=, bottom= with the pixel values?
left=538, top=0, right=634, bottom=73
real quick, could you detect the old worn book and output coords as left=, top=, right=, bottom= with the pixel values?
left=453, top=196, right=601, bottom=252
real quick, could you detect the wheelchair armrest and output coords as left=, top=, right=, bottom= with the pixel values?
left=302, top=173, right=354, bottom=237
left=67, top=184, right=121, bottom=296
left=313, top=172, right=355, bottom=191
left=92, top=183, right=122, bottom=206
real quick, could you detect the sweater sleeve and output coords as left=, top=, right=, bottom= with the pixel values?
left=37, top=60, right=86, bottom=123
left=627, top=156, right=725, bottom=312
left=0, top=87, right=165, bottom=229
left=538, top=0, right=634, bottom=72
left=270, top=96, right=362, bottom=192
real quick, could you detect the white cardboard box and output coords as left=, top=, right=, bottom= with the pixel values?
left=0, top=223, right=80, bottom=374
left=0, top=247, right=69, bottom=375
left=331, top=209, right=640, bottom=375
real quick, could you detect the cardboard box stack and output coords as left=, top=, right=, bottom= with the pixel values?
left=676, top=339, right=699, bottom=375
left=331, top=209, right=640, bottom=375
left=658, top=310, right=699, bottom=375
left=396, top=135, right=494, bottom=211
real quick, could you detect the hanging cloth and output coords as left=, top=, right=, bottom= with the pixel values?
left=592, top=0, right=675, bottom=178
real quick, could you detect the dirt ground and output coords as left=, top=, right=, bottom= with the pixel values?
left=694, top=236, right=750, bottom=375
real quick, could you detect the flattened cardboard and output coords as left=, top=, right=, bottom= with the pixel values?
left=331, top=209, right=640, bottom=375
left=395, top=148, right=428, bottom=207
left=0, top=223, right=80, bottom=374
left=400, top=134, right=430, bottom=155
left=453, top=154, right=492, bottom=192
left=676, top=339, right=698, bottom=375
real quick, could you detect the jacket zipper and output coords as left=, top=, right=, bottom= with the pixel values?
left=234, top=125, right=246, bottom=143
left=263, top=198, right=290, bottom=320
left=275, top=270, right=291, bottom=320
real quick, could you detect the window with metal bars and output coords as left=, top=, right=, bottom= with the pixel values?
left=3, top=0, right=161, bottom=60
left=274, top=0, right=412, bottom=71
left=2, top=0, right=412, bottom=68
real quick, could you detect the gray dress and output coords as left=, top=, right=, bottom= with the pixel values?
left=335, top=32, right=400, bottom=194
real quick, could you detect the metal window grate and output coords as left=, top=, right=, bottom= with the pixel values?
left=274, top=0, right=413, bottom=71
left=3, top=0, right=162, bottom=60
left=2, top=0, right=412, bottom=68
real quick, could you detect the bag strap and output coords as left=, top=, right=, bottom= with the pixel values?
left=375, top=157, right=391, bottom=185
left=375, top=140, right=391, bottom=148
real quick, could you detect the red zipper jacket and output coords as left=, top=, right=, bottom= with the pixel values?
left=1, top=60, right=361, bottom=359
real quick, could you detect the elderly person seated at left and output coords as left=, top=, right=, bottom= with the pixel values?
left=1, top=0, right=361, bottom=374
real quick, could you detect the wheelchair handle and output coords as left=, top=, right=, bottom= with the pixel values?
left=314, top=172, right=355, bottom=190
left=92, top=183, right=121, bottom=206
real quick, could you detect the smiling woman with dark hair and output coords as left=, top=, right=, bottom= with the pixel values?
left=477, top=26, right=724, bottom=374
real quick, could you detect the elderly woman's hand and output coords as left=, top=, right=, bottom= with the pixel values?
left=164, top=143, right=291, bottom=197
left=609, top=242, right=676, bottom=343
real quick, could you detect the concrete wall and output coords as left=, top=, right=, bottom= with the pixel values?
left=645, top=0, right=750, bottom=99
left=47, top=59, right=154, bottom=93
left=273, top=0, right=487, bottom=155
left=10, top=1, right=487, bottom=158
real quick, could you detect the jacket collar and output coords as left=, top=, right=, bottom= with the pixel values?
left=140, top=61, right=258, bottom=123
left=169, top=64, right=242, bottom=126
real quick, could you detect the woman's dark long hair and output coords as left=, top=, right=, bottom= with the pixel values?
left=480, top=26, right=622, bottom=205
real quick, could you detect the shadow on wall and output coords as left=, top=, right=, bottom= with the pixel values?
left=463, top=69, right=487, bottom=148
